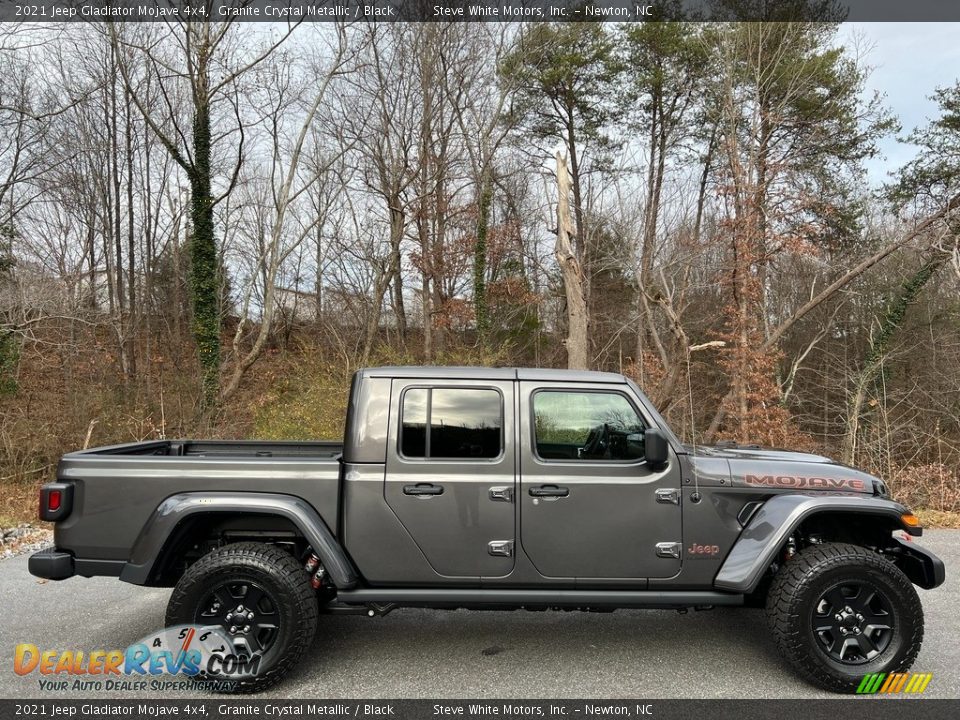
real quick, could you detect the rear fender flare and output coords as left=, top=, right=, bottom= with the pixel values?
left=714, top=494, right=914, bottom=593
left=119, top=492, right=358, bottom=588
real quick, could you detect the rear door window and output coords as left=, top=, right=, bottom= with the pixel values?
left=400, top=387, right=502, bottom=459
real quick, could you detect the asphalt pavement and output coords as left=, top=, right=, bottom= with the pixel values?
left=1, top=531, right=956, bottom=699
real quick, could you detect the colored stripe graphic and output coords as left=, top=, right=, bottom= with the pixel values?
left=856, top=672, right=932, bottom=695
left=879, top=673, right=897, bottom=693
left=893, top=673, right=909, bottom=693
left=856, top=673, right=887, bottom=694
left=856, top=674, right=879, bottom=694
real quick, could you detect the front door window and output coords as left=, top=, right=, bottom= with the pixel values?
left=533, top=391, right=646, bottom=461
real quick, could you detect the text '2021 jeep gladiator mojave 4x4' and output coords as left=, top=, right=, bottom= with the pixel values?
left=30, top=367, right=944, bottom=693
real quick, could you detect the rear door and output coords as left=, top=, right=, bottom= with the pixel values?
left=518, top=382, right=683, bottom=580
left=384, top=379, right=516, bottom=579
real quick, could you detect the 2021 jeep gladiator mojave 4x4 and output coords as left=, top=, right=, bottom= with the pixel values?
left=31, top=367, right=944, bottom=692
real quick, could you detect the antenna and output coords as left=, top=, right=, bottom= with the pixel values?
left=685, top=340, right=726, bottom=502
left=685, top=348, right=701, bottom=503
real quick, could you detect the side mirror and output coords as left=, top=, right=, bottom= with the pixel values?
left=626, top=429, right=669, bottom=467
left=644, top=428, right=669, bottom=468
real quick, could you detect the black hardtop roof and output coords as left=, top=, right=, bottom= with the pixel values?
left=358, top=365, right=628, bottom=383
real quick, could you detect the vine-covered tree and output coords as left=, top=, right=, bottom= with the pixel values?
left=108, top=21, right=298, bottom=407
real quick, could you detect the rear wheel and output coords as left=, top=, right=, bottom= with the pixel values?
left=766, top=542, right=923, bottom=692
left=166, top=542, right=318, bottom=693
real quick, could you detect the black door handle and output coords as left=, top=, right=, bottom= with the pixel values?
left=529, top=484, right=569, bottom=498
left=403, top=483, right=444, bottom=496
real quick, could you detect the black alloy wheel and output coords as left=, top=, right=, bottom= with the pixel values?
left=811, top=580, right=894, bottom=664
left=195, top=580, right=281, bottom=657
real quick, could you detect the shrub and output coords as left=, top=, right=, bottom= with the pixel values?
left=889, top=463, right=960, bottom=513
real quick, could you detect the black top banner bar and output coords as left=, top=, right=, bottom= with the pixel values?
left=3, top=0, right=960, bottom=23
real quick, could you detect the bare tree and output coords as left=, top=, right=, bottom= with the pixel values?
left=447, top=25, right=518, bottom=344
left=108, top=19, right=300, bottom=406
left=221, top=25, right=354, bottom=402
left=345, top=23, right=423, bottom=361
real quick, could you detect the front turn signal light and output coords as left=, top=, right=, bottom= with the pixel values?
left=901, top=513, right=921, bottom=528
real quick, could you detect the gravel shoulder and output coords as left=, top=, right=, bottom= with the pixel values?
left=0, top=525, right=51, bottom=561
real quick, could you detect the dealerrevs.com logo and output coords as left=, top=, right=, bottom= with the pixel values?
left=14, top=625, right=260, bottom=692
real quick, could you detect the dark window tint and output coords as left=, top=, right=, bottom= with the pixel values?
left=533, top=391, right=645, bottom=461
left=430, top=388, right=502, bottom=458
left=400, top=388, right=428, bottom=457
left=400, top=387, right=502, bottom=459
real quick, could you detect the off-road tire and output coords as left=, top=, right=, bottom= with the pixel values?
left=166, top=542, right=318, bottom=694
left=766, top=542, right=923, bottom=692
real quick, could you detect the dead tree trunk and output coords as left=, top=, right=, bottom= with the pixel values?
left=555, top=152, right=588, bottom=370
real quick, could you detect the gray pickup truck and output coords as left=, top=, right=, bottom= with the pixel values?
left=30, top=366, right=944, bottom=693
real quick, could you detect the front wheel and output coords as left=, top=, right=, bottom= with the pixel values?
left=766, top=542, right=923, bottom=692
left=166, top=542, right=318, bottom=693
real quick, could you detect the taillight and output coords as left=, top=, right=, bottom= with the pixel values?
left=39, top=483, right=73, bottom=522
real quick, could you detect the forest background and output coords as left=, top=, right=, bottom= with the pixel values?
left=2, top=6, right=959, bottom=526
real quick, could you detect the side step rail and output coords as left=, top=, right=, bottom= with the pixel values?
left=334, top=588, right=743, bottom=609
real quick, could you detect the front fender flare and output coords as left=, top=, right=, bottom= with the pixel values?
left=714, top=495, right=913, bottom=593
left=119, top=492, right=358, bottom=589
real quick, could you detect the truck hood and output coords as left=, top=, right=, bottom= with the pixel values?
left=686, top=444, right=835, bottom=464
left=686, top=444, right=880, bottom=494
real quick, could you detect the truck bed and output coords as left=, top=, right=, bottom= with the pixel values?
left=73, top=439, right=343, bottom=459
left=54, top=439, right=344, bottom=565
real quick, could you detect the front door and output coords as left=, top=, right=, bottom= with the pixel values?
left=384, top=379, right=516, bottom=579
left=518, top=382, right=683, bottom=580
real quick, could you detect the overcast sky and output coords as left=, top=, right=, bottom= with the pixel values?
left=841, top=23, right=960, bottom=186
